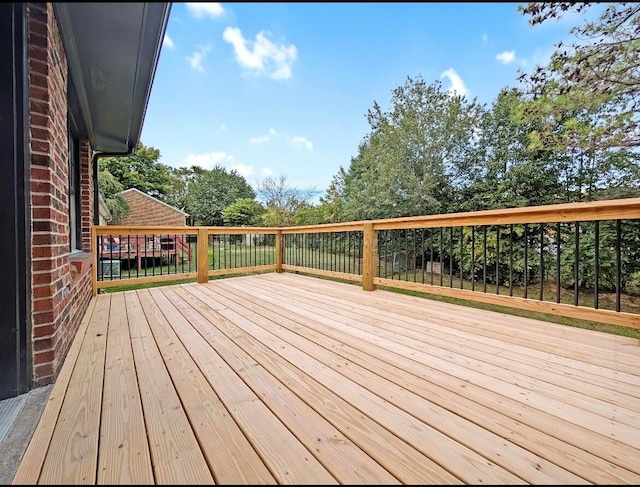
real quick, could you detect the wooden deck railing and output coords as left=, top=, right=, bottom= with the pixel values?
left=93, top=198, right=640, bottom=331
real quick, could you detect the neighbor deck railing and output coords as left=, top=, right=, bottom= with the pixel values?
left=93, top=198, right=640, bottom=331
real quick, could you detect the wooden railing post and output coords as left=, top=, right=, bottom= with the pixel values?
left=197, top=227, right=209, bottom=283
left=362, top=222, right=378, bottom=291
left=275, top=230, right=283, bottom=273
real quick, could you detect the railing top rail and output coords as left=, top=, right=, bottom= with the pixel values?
left=280, top=197, right=640, bottom=232
left=95, top=197, right=640, bottom=235
left=95, top=225, right=280, bottom=235
left=371, top=197, right=640, bottom=230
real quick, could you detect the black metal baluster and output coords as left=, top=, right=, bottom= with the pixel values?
left=496, top=227, right=500, bottom=295
left=155, top=235, right=160, bottom=276
left=430, top=229, right=434, bottom=285
left=143, top=234, right=147, bottom=277
left=616, top=219, right=621, bottom=312
left=449, top=227, right=453, bottom=288
left=440, top=227, right=444, bottom=286
left=353, top=232, right=357, bottom=276
left=539, top=223, right=544, bottom=301
left=574, top=222, right=580, bottom=306
left=356, top=232, right=364, bottom=275
left=483, top=226, right=487, bottom=293
left=509, top=224, right=513, bottom=297
left=471, top=226, right=475, bottom=292
left=524, top=224, right=528, bottom=299
left=460, top=226, right=464, bottom=290
left=341, top=233, right=345, bottom=274
left=556, top=223, right=561, bottom=303
left=174, top=234, right=178, bottom=274
left=331, top=232, right=334, bottom=272
left=421, top=229, right=426, bottom=284
left=413, top=229, right=417, bottom=283
left=216, top=234, right=220, bottom=271
left=391, top=231, right=395, bottom=279
left=594, top=221, right=599, bottom=309
left=405, top=229, right=410, bottom=281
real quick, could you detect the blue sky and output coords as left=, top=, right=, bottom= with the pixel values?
left=140, top=2, right=594, bottom=200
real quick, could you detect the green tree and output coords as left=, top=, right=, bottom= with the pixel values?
left=336, top=75, right=484, bottom=220
left=97, top=169, right=129, bottom=223
left=186, top=166, right=255, bottom=225
left=518, top=2, right=640, bottom=151
left=256, top=174, right=318, bottom=226
left=98, top=142, right=180, bottom=203
left=222, top=198, right=265, bottom=226
left=318, top=166, right=347, bottom=223
left=168, top=165, right=206, bottom=223
left=465, top=87, right=564, bottom=210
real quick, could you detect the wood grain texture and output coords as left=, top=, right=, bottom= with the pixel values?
left=12, top=299, right=96, bottom=484
left=38, top=294, right=109, bottom=484
left=16, top=273, right=640, bottom=484
left=124, top=290, right=214, bottom=484
left=98, top=292, right=153, bottom=484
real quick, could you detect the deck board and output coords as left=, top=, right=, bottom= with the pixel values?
left=14, top=273, right=640, bottom=485
left=99, top=292, right=153, bottom=484
left=125, top=290, right=214, bottom=484
left=38, top=293, right=109, bottom=484
left=253, top=276, right=640, bottom=408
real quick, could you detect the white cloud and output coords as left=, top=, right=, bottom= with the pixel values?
left=262, top=168, right=273, bottom=176
left=440, top=68, right=469, bottom=97
left=250, top=135, right=270, bottom=144
left=185, top=3, right=224, bottom=19
left=229, top=163, right=254, bottom=177
left=262, top=128, right=312, bottom=150
left=496, top=50, right=516, bottom=64
left=185, top=151, right=233, bottom=169
left=291, top=136, right=313, bottom=150
left=186, top=44, right=212, bottom=73
left=219, top=124, right=227, bottom=131
left=184, top=151, right=255, bottom=177
left=482, top=34, right=488, bottom=45
left=222, top=27, right=297, bottom=80
left=163, top=34, right=175, bottom=49
left=518, top=46, right=555, bottom=69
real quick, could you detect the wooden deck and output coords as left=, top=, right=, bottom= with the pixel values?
left=13, top=273, right=640, bottom=484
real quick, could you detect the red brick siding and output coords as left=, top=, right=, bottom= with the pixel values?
left=80, top=140, right=94, bottom=251
left=114, top=190, right=187, bottom=226
left=28, top=3, right=94, bottom=387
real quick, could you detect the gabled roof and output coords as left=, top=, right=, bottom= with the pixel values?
left=120, top=187, right=189, bottom=216
left=54, top=3, right=171, bottom=154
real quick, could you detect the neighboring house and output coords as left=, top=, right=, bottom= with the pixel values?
left=112, top=188, right=189, bottom=226
left=0, top=3, right=170, bottom=400
left=103, top=188, right=191, bottom=272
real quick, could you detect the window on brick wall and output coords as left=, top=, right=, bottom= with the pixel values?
left=68, top=127, right=82, bottom=251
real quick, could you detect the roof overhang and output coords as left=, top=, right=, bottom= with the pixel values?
left=54, top=2, right=171, bottom=154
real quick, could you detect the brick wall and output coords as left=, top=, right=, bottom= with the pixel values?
left=114, top=189, right=188, bottom=226
left=28, top=3, right=94, bottom=387
left=80, top=140, right=94, bottom=252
